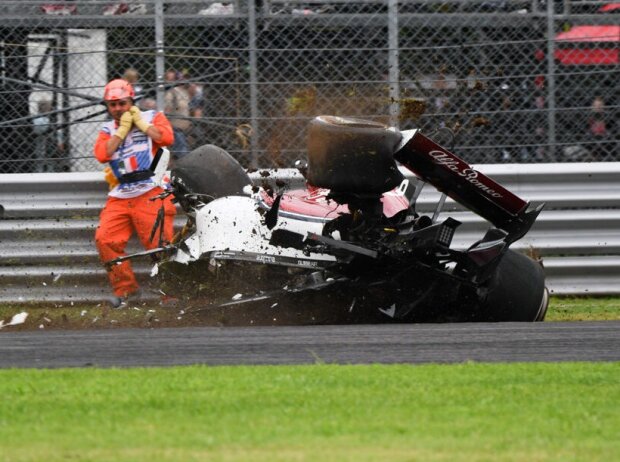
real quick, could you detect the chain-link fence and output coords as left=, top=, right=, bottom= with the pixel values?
left=0, top=0, right=617, bottom=173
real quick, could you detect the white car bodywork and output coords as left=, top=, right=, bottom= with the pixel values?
left=170, top=195, right=337, bottom=268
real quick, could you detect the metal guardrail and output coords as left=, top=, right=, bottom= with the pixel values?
left=2, top=162, right=620, bottom=303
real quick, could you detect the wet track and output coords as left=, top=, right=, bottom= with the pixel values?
left=1, top=321, right=619, bottom=368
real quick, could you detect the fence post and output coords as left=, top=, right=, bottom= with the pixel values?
left=388, top=0, right=400, bottom=128
left=546, top=0, right=557, bottom=159
left=248, top=0, right=259, bottom=168
left=155, top=0, right=166, bottom=111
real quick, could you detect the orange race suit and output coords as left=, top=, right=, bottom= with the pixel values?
left=94, top=110, right=176, bottom=297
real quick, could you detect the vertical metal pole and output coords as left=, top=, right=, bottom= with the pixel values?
left=60, top=30, right=70, bottom=169
left=155, top=0, right=166, bottom=111
left=248, top=0, right=259, bottom=167
left=546, top=0, right=557, bottom=159
left=563, top=0, right=571, bottom=15
left=52, top=38, right=60, bottom=155
left=388, top=0, right=400, bottom=128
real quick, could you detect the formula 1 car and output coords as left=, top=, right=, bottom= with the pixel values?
left=110, top=115, right=548, bottom=323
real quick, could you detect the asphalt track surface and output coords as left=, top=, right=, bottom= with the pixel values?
left=1, top=321, right=619, bottom=368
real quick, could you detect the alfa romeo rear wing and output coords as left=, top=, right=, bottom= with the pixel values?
left=394, top=130, right=544, bottom=243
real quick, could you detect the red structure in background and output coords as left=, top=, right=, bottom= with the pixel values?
left=552, top=3, right=619, bottom=66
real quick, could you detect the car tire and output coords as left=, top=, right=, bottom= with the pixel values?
left=478, top=249, right=549, bottom=322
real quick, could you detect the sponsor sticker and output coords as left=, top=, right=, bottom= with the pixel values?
left=296, top=259, right=318, bottom=267
left=429, top=150, right=503, bottom=198
left=255, top=255, right=276, bottom=263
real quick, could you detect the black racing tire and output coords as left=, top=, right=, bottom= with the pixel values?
left=478, top=249, right=549, bottom=322
left=306, top=115, right=404, bottom=194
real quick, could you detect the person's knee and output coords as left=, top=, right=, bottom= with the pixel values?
left=164, top=200, right=177, bottom=216
left=95, top=232, right=128, bottom=252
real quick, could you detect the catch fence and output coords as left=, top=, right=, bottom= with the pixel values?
left=0, top=0, right=618, bottom=173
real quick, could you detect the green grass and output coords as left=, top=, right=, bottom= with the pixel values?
left=0, top=363, right=618, bottom=462
left=545, top=297, right=620, bottom=321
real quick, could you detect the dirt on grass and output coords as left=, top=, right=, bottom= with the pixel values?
left=0, top=296, right=370, bottom=332
left=1, top=295, right=615, bottom=333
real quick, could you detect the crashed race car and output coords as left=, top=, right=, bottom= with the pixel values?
left=109, top=115, right=549, bottom=323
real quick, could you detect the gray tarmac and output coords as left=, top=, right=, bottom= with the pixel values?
left=1, top=321, right=619, bottom=368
